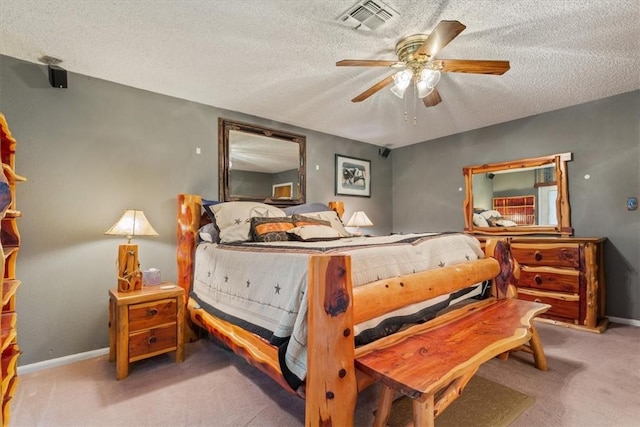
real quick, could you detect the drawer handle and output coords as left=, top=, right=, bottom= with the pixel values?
left=534, top=275, right=543, bottom=285
left=148, top=336, right=158, bottom=345
left=147, top=308, right=159, bottom=317
left=534, top=298, right=542, bottom=303
left=534, top=251, right=543, bottom=261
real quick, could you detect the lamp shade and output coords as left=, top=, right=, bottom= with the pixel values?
left=346, top=211, right=373, bottom=228
left=105, top=210, right=159, bottom=243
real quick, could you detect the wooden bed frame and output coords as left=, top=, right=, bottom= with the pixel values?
left=176, top=194, right=547, bottom=426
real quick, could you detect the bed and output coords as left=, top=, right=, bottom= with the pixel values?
left=176, top=194, right=522, bottom=426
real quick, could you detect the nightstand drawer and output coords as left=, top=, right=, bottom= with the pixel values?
left=129, top=324, right=177, bottom=361
left=511, top=243, right=580, bottom=268
left=518, top=289, right=579, bottom=320
left=128, top=298, right=177, bottom=332
left=519, top=266, right=580, bottom=293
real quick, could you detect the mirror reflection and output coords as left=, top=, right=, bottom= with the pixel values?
left=463, top=152, right=573, bottom=236
left=219, top=118, right=306, bottom=205
left=472, top=165, right=557, bottom=226
left=229, top=131, right=300, bottom=199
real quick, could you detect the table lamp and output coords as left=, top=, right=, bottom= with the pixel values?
left=346, top=211, right=373, bottom=236
left=105, top=210, right=158, bottom=292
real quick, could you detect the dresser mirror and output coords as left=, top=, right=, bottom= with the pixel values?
left=463, top=152, right=573, bottom=236
left=219, top=118, right=306, bottom=206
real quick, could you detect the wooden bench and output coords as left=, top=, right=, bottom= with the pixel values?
left=354, top=240, right=550, bottom=427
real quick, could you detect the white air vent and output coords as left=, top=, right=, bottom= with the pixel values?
left=339, top=0, right=399, bottom=31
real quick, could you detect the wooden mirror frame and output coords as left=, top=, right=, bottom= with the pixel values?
left=218, top=118, right=306, bottom=206
left=463, top=152, right=573, bottom=236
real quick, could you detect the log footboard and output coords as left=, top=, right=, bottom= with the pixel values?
left=176, top=194, right=547, bottom=426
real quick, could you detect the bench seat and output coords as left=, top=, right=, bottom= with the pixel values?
left=355, top=298, right=549, bottom=427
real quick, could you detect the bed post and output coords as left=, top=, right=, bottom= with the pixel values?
left=177, top=193, right=202, bottom=342
left=306, top=254, right=357, bottom=426
left=485, top=238, right=518, bottom=299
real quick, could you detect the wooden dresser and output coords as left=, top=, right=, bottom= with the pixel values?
left=509, top=237, right=608, bottom=333
left=1, top=113, right=26, bottom=426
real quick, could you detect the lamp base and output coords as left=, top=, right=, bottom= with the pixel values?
left=117, top=244, right=142, bottom=292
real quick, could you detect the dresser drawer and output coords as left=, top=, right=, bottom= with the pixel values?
left=519, top=266, right=580, bottom=293
left=518, top=289, right=579, bottom=320
left=128, top=298, right=177, bottom=332
left=512, top=243, right=580, bottom=268
left=129, top=324, right=177, bottom=361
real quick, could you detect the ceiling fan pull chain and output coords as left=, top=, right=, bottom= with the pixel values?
left=403, top=93, right=408, bottom=122
left=413, top=85, right=418, bottom=126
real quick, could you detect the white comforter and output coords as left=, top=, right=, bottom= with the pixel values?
left=192, top=232, right=484, bottom=388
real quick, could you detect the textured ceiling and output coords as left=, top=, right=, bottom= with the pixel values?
left=1, top=0, right=639, bottom=148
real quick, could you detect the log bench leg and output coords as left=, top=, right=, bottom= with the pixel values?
left=414, top=394, right=435, bottom=427
left=373, top=386, right=395, bottom=427
left=529, top=323, right=548, bottom=371
left=498, top=324, right=548, bottom=371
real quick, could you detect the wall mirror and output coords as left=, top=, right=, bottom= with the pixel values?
left=463, top=152, right=573, bottom=236
left=219, top=118, right=306, bottom=206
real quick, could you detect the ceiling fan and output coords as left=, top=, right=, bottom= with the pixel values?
left=336, top=20, right=510, bottom=107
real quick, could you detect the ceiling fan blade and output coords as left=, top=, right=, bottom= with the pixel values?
left=422, top=88, right=442, bottom=107
left=414, top=20, right=466, bottom=58
left=351, top=74, right=395, bottom=103
left=337, top=59, right=403, bottom=67
left=438, top=59, right=510, bottom=75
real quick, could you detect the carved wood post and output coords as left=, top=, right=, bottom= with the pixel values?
left=486, top=239, right=518, bottom=300
left=306, top=255, right=357, bottom=427
left=176, top=193, right=202, bottom=342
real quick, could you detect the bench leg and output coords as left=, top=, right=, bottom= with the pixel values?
left=529, top=323, right=548, bottom=371
left=413, top=394, right=435, bottom=427
left=373, top=385, right=395, bottom=427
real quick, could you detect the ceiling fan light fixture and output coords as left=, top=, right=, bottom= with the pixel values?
left=390, top=84, right=408, bottom=98
left=420, top=69, right=441, bottom=88
left=416, top=80, right=434, bottom=99
left=391, top=69, right=412, bottom=98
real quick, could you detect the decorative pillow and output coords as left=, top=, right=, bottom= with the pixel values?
left=301, top=211, right=350, bottom=237
left=291, top=214, right=331, bottom=228
left=495, top=218, right=518, bottom=227
left=211, top=202, right=287, bottom=243
left=287, top=225, right=342, bottom=242
left=486, top=216, right=502, bottom=227
left=198, top=222, right=219, bottom=243
left=479, top=209, right=503, bottom=220
left=473, top=213, right=490, bottom=227
left=282, top=203, right=330, bottom=216
left=251, top=217, right=295, bottom=242
left=201, top=198, right=222, bottom=226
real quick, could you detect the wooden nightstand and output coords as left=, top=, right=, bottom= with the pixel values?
left=108, top=284, right=185, bottom=379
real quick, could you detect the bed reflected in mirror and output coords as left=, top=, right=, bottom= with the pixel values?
left=219, top=118, right=306, bottom=206
left=463, top=152, right=573, bottom=236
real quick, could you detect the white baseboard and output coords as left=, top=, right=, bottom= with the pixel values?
left=13, top=316, right=640, bottom=375
left=17, top=347, right=109, bottom=375
left=608, top=316, right=640, bottom=327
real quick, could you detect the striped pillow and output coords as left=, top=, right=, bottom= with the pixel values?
left=251, top=217, right=295, bottom=242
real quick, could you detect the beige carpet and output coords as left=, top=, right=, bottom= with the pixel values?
left=381, top=375, right=533, bottom=427
left=10, top=322, right=640, bottom=426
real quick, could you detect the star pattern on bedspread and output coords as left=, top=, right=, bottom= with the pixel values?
left=439, top=261, right=445, bottom=267
left=246, top=280, right=251, bottom=287
left=275, top=284, right=281, bottom=294
left=224, top=275, right=229, bottom=282
left=234, top=218, right=241, bottom=225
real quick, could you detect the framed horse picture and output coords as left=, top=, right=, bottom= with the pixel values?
left=335, top=154, right=371, bottom=197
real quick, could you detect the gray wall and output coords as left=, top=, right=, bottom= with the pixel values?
left=392, top=90, right=640, bottom=321
left=0, top=54, right=392, bottom=365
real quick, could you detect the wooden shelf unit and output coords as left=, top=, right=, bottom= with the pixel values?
left=493, top=195, right=536, bottom=225
left=0, top=113, right=25, bottom=426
